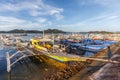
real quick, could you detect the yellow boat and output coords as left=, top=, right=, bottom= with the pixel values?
left=30, top=37, right=52, bottom=51
left=30, top=37, right=67, bottom=68
left=30, top=37, right=87, bottom=68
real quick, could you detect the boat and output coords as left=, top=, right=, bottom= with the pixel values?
left=29, top=37, right=90, bottom=68
left=30, top=37, right=53, bottom=51
left=21, top=33, right=27, bottom=36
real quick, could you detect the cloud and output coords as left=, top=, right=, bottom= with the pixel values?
left=0, top=0, right=119, bottom=32
left=0, top=15, right=52, bottom=31
left=0, top=0, right=63, bottom=31
left=0, top=16, right=26, bottom=30
left=107, top=15, right=119, bottom=20
left=54, top=14, right=64, bottom=20
left=0, top=0, right=64, bottom=20
left=83, top=14, right=119, bottom=23
left=35, top=17, right=47, bottom=23
left=79, top=0, right=120, bottom=7
left=0, top=16, right=25, bottom=24
left=57, top=13, right=120, bottom=32
left=94, top=0, right=120, bottom=7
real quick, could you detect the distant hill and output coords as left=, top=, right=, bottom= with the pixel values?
left=44, top=29, right=65, bottom=33
left=88, top=31, right=113, bottom=34
left=0, top=29, right=65, bottom=33
left=0, top=29, right=115, bottom=34
left=114, top=32, right=120, bottom=34
left=8, top=29, right=26, bottom=33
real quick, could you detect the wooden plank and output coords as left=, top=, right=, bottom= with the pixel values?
left=6, top=52, right=11, bottom=72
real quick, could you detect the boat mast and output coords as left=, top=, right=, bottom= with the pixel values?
left=43, top=30, right=45, bottom=47
left=43, top=30, right=44, bottom=38
left=52, top=33, right=54, bottom=53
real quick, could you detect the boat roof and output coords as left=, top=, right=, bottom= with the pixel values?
left=31, top=37, right=52, bottom=42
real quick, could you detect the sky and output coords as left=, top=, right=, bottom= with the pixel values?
left=0, top=0, right=120, bottom=32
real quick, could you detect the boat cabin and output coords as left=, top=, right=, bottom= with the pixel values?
left=30, top=37, right=52, bottom=51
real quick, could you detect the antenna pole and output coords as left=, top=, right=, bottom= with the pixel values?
left=52, top=33, right=54, bottom=53
left=43, top=30, right=44, bottom=38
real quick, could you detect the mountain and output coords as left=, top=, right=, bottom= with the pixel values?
left=0, top=29, right=114, bottom=34
left=88, top=31, right=113, bottom=34
left=8, top=29, right=26, bottom=33
left=0, top=29, right=65, bottom=33
left=44, top=29, right=65, bottom=33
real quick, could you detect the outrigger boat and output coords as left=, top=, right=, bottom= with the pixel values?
left=29, top=37, right=69, bottom=68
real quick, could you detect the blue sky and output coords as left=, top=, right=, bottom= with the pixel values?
left=0, top=0, right=120, bottom=32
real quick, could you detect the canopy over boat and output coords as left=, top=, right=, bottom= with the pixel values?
left=31, top=37, right=52, bottom=42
